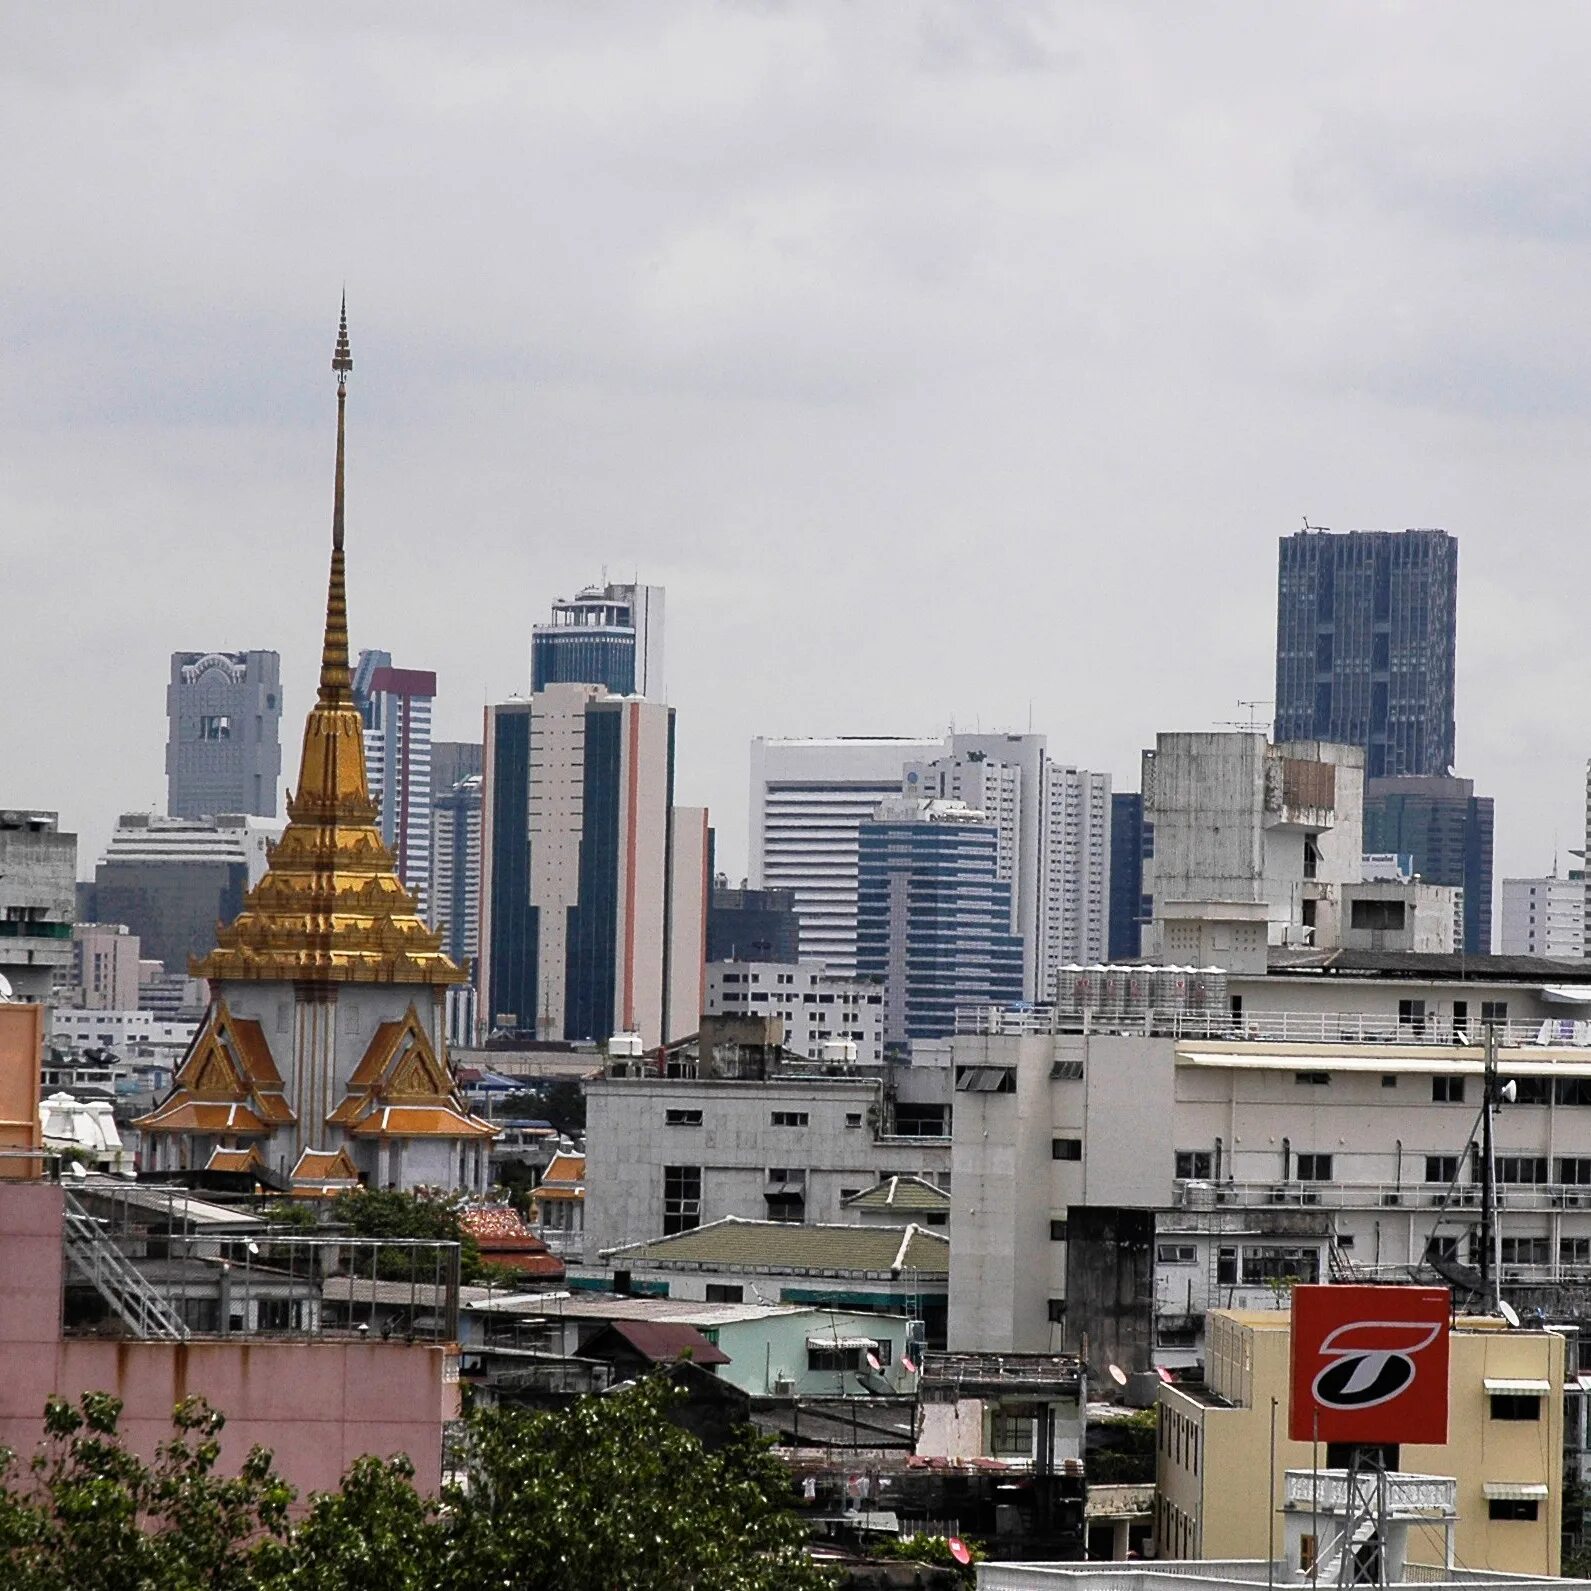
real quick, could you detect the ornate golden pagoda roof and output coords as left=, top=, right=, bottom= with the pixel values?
left=193, top=300, right=465, bottom=987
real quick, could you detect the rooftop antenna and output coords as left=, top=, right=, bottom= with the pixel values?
left=1216, top=699, right=1273, bottom=733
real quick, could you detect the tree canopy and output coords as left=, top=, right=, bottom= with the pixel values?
left=0, top=1378, right=831, bottom=1591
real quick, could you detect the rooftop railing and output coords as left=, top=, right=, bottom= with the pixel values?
left=1282, top=1469, right=1456, bottom=1517
left=955, top=1006, right=1591, bottom=1049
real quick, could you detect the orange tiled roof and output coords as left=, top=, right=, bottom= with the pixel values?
left=134, top=1001, right=294, bottom=1135
left=541, top=1150, right=585, bottom=1185
left=205, top=1145, right=266, bottom=1174
left=137, top=1100, right=270, bottom=1135
left=328, top=1004, right=495, bottom=1141
left=292, top=1146, right=360, bottom=1182
left=348, top=1105, right=495, bottom=1139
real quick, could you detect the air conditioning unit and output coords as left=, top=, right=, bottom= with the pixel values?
left=772, top=1374, right=795, bottom=1395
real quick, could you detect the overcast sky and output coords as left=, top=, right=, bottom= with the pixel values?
left=6, top=3, right=1589, bottom=900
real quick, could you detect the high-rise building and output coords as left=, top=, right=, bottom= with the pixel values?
left=431, top=740, right=483, bottom=800
left=87, top=813, right=278, bottom=974
left=136, top=303, right=494, bottom=1194
left=1038, top=763, right=1112, bottom=986
left=0, top=810, right=76, bottom=1004
left=352, top=650, right=435, bottom=916
left=71, top=923, right=141, bottom=1010
left=1362, top=774, right=1494, bottom=954
left=166, top=650, right=283, bottom=818
left=479, top=683, right=705, bottom=1047
left=431, top=773, right=481, bottom=970
left=1273, top=528, right=1458, bottom=779
left=749, top=736, right=942, bottom=976
left=705, top=960, right=885, bottom=1063
left=706, top=885, right=800, bottom=964
left=856, top=798, right=1023, bottom=1045
left=1108, top=791, right=1150, bottom=962
left=531, top=581, right=665, bottom=700
left=1500, top=873, right=1586, bottom=961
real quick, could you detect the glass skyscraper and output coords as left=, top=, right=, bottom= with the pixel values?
left=1274, top=529, right=1457, bottom=779
left=530, top=581, right=665, bottom=699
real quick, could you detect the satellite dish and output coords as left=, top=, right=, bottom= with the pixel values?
left=1499, top=1080, right=1518, bottom=1105
left=246, top=1240, right=261, bottom=1256
left=865, top=1350, right=883, bottom=1373
left=69, top=1162, right=88, bottom=1180
left=0, top=971, right=13, bottom=1002
left=1499, top=1300, right=1521, bottom=1328
left=1107, top=1363, right=1129, bottom=1387
left=947, top=1537, right=972, bottom=1567
left=1157, top=1366, right=1175, bottom=1384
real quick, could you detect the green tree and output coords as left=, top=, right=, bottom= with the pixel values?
left=330, top=1187, right=488, bottom=1283
left=436, top=1377, right=829, bottom=1591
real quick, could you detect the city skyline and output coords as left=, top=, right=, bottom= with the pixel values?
left=7, top=6, right=1591, bottom=903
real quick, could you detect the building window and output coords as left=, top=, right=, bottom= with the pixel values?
left=1350, top=898, right=1405, bottom=931
left=1498, top=1235, right=1550, bottom=1265
left=1241, top=1245, right=1321, bottom=1286
left=1432, top=1076, right=1466, bottom=1103
left=1175, top=1150, right=1213, bottom=1180
left=705, top=1283, right=744, bottom=1304
left=665, top=1109, right=702, bottom=1127
left=1049, top=1220, right=1068, bottom=1242
left=771, top=1111, right=810, bottom=1128
left=765, top=1167, right=806, bottom=1223
left=1497, top=1158, right=1549, bottom=1186
left=1047, top=1298, right=1066, bottom=1323
left=662, top=1165, right=701, bottom=1235
left=1565, top=1237, right=1591, bottom=1267
left=1481, top=1001, right=1509, bottom=1025
left=1296, top=1154, right=1333, bottom=1182
left=989, top=1407, right=1037, bottom=1458
left=845, top=1112, right=863, bottom=1129
left=1157, top=1244, right=1196, bottom=1265
left=808, top=1344, right=864, bottom=1372
left=1052, top=1137, right=1082, bottom=1162
left=1399, top=999, right=1428, bottom=1035
left=1488, top=1499, right=1540, bottom=1522
left=1489, top=1395, right=1542, bottom=1422
left=1425, top=1155, right=1459, bottom=1185
left=199, top=714, right=232, bottom=740
left=1294, top=1071, right=1330, bottom=1086
left=956, top=1066, right=1016, bottom=1093
left=1217, top=1247, right=1237, bottom=1285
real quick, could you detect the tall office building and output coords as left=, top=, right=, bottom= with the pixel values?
left=1108, top=791, right=1151, bottom=962
left=856, top=798, right=1023, bottom=1045
left=1274, top=529, right=1458, bottom=779
left=431, top=740, right=483, bottom=799
left=1500, top=874, right=1585, bottom=961
left=479, top=683, right=705, bottom=1047
left=1362, top=774, right=1494, bottom=953
left=88, top=813, right=280, bottom=973
left=706, top=885, right=800, bottom=964
left=531, top=580, right=665, bottom=699
left=431, top=773, right=482, bottom=969
left=749, top=736, right=943, bottom=976
left=166, top=650, right=283, bottom=818
left=352, top=649, right=435, bottom=917
left=1038, top=763, right=1112, bottom=985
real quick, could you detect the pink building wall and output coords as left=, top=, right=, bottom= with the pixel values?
left=0, top=1183, right=456, bottom=1496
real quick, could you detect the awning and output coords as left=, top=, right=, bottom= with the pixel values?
left=1483, top=1482, right=1549, bottom=1500
left=1540, top=987, right=1591, bottom=1005
left=807, top=1335, right=878, bottom=1351
left=1483, top=1379, right=1550, bottom=1395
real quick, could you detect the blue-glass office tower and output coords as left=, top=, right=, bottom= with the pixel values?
left=1362, top=775, right=1494, bottom=954
left=530, top=581, right=665, bottom=700
left=856, top=799, right=1024, bottom=1046
left=1274, top=529, right=1457, bottom=779
left=1107, top=791, right=1152, bottom=961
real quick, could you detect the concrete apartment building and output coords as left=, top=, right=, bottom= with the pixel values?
left=583, top=1019, right=953, bottom=1260
left=705, top=960, right=885, bottom=1063
left=353, top=649, right=435, bottom=918
left=165, top=649, right=282, bottom=820
left=947, top=951, right=1591, bottom=1367
left=0, top=811, right=76, bottom=1004
left=1158, top=1309, right=1565, bottom=1575
left=479, top=684, right=707, bottom=1048
left=1040, top=764, right=1113, bottom=981
left=1502, top=873, right=1586, bottom=960
left=71, top=922, right=141, bottom=1009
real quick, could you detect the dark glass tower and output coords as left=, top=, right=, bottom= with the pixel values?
left=1362, top=775, right=1494, bottom=954
left=1107, top=791, right=1152, bottom=961
left=1274, top=529, right=1457, bottom=779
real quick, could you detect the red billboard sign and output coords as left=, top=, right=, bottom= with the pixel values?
left=1289, top=1285, right=1450, bottom=1444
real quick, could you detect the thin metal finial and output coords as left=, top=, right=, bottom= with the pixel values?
left=333, top=289, right=353, bottom=389
left=320, top=294, right=352, bottom=702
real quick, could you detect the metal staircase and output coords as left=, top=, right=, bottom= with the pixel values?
left=62, top=1191, right=189, bottom=1340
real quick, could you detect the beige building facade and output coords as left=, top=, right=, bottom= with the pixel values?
left=1156, top=1309, right=1565, bottom=1575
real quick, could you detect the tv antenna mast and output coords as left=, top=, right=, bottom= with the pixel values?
left=1216, top=699, right=1273, bottom=732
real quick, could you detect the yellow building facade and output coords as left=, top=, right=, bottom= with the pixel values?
left=1157, top=1308, right=1564, bottom=1576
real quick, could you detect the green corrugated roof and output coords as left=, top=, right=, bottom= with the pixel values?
left=843, top=1175, right=951, bottom=1213
left=605, top=1217, right=949, bottom=1276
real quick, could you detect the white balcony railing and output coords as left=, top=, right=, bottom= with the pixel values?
left=1282, top=1469, right=1456, bottom=1517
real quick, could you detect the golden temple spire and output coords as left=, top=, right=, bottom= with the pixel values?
left=320, top=293, right=354, bottom=706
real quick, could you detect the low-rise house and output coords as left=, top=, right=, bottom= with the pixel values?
left=595, top=1216, right=950, bottom=1342
left=528, top=1149, right=585, bottom=1259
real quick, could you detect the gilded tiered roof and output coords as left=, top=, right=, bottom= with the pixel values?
left=194, top=301, right=465, bottom=987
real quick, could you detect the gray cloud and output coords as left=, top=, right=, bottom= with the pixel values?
left=4, top=1, right=1589, bottom=910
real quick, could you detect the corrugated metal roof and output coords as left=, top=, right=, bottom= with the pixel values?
left=602, top=1217, right=949, bottom=1277
left=1483, top=1481, right=1549, bottom=1500
left=1269, top=947, right=1591, bottom=983
left=1483, top=1379, right=1551, bottom=1395
left=593, top=1319, right=731, bottom=1366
